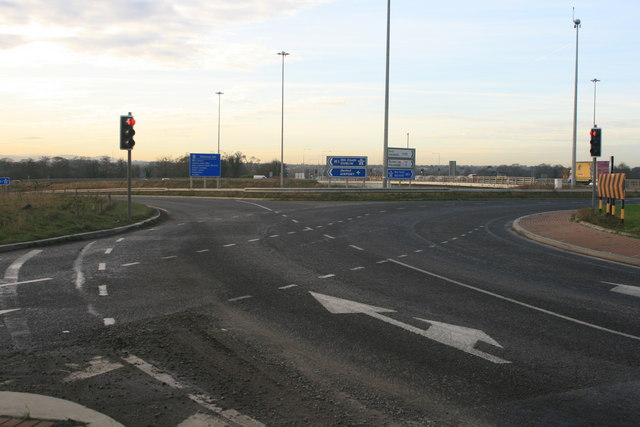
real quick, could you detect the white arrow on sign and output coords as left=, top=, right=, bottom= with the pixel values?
left=310, top=292, right=510, bottom=364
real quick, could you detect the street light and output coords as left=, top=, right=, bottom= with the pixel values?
left=570, top=15, right=581, bottom=188
left=382, top=0, right=391, bottom=188
left=277, top=51, right=289, bottom=188
left=591, top=78, right=600, bottom=127
left=216, top=91, right=223, bottom=188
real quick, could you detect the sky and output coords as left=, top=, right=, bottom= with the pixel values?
left=0, top=0, right=638, bottom=167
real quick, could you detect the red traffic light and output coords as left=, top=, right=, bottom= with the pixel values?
left=127, top=118, right=136, bottom=126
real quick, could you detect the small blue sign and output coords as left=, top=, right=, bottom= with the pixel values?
left=190, top=153, right=221, bottom=177
left=0, top=177, right=10, bottom=185
left=328, top=156, right=368, bottom=167
left=328, top=168, right=367, bottom=178
left=387, top=169, right=414, bottom=180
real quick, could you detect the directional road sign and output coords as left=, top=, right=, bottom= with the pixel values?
left=327, top=156, right=368, bottom=167
left=388, top=159, right=414, bottom=168
left=0, top=177, right=10, bottom=185
left=190, top=153, right=221, bottom=177
left=328, top=168, right=367, bottom=178
left=387, top=169, right=415, bottom=180
left=387, top=148, right=415, bottom=159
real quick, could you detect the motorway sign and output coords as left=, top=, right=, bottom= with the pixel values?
left=387, top=169, right=414, bottom=179
left=190, top=153, right=221, bottom=177
left=328, top=156, right=368, bottom=167
left=388, top=159, right=413, bottom=168
left=328, top=168, right=367, bottom=178
left=0, top=177, right=10, bottom=185
left=387, top=148, right=415, bottom=159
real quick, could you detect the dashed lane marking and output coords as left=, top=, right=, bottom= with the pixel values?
left=318, top=274, right=335, bottom=279
left=350, top=267, right=365, bottom=271
left=292, top=219, right=299, bottom=224
left=278, top=284, right=298, bottom=290
left=117, top=238, right=125, bottom=243
left=349, top=245, right=364, bottom=251
left=196, top=249, right=210, bottom=253
left=269, top=234, right=280, bottom=238
left=162, top=255, right=178, bottom=260
left=122, top=262, right=140, bottom=267
left=224, top=243, right=237, bottom=248
left=323, top=234, right=336, bottom=239
left=397, top=254, right=408, bottom=258
left=248, top=238, right=260, bottom=242
left=414, top=249, right=423, bottom=253
left=228, top=295, right=253, bottom=302
left=98, top=285, right=108, bottom=296
left=103, top=318, right=115, bottom=326
left=98, top=263, right=106, bottom=271
left=105, top=248, right=113, bottom=254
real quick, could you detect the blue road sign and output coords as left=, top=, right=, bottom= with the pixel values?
left=387, top=169, right=414, bottom=180
left=328, top=156, right=368, bottom=167
left=0, top=177, right=10, bottom=185
left=190, top=153, right=221, bottom=177
left=328, top=168, right=367, bottom=178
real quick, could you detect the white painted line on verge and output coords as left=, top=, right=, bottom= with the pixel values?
left=223, top=243, right=237, bottom=248
left=228, top=295, right=253, bottom=302
left=121, top=262, right=140, bottom=267
left=349, top=245, right=364, bottom=251
left=0, top=278, right=53, bottom=288
left=278, top=284, right=298, bottom=290
left=389, top=259, right=640, bottom=342
left=98, top=285, right=108, bottom=296
left=350, top=267, right=365, bottom=271
left=122, top=354, right=183, bottom=389
left=98, top=263, right=106, bottom=271
left=162, top=255, right=178, bottom=260
left=103, top=318, right=115, bottom=326
left=318, top=274, right=335, bottom=279
left=323, top=234, right=336, bottom=239
left=105, top=248, right=113, bottom=255
left=196, top=249, right=210, bottom=253
left=63, top=356, right=123, bottom=383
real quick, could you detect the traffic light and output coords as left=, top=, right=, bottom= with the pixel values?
left=120, top=115, right=136, bottom=150
left=589, top=127, right=601, bottom=157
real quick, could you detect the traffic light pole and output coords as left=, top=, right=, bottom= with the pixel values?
left=127, top=149, right=132, bottom=221
left=591, top=156, right=596, bottom=212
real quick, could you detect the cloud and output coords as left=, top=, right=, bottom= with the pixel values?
left=0, top=0, right=332, bottom=66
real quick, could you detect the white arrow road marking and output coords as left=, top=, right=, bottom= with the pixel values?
left=310, top=292, right=509, bottom=364
left=602, top=281, right=640, bottom=298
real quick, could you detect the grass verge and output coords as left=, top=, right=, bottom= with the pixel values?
left=574, top=203, right=640, bottom=236
left=0, top=192, right=155, bottom=245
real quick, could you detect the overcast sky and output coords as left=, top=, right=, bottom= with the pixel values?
left=1, top=0, right=638, bottom=167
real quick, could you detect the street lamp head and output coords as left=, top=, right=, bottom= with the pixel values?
left=216, top=91, right=223, bottom=95
left=277, top=51, right=290, bottom=56
left=573, top=18, right=581, bottom=27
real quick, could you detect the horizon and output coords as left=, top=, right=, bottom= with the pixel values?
left=1, top=1, right=638, bottom=167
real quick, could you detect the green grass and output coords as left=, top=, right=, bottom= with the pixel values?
left=575, top=203, right=640, bottom=236
left=0, top=192, right=156, bottom=245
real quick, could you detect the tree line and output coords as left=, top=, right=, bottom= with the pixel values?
left=1, top=155, right=638, bottom=180
left=0, top=153, right=285, bottom=180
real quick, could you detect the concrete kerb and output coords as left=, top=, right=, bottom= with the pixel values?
left=0, top=392, right=124, bottom=426
left=512, top=214, right=640, bottom=267
left=0, top=207, right=164, bottom=253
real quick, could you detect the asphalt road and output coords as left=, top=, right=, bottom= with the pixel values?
left=1, top=197, right=639, bottom=426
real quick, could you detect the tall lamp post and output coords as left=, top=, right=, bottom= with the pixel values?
left=591, top=78, right=600, bottom=127
left=570, top=16, right=581, bottom=188
left=590, top=78, right=600, bottom=211
left=277, top=51, right=289, bottom=188
left=216, top=91, right=223, bottom=188
left=382, top=0, right=391, bottom=188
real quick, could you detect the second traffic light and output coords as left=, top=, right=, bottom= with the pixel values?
left=589, top=127, right=601, bottom=157
left=120, top=115, right=136, bottom=150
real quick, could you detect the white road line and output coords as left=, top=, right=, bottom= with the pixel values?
left=196, top=249, right=210, bottom=253
left=178, top=222, right=187, bottom=226
left=328, top=222, right=334, bottom=226
left=0, top=308, right=21, bottom=316
left=121, top=262, right=140, bottom=267
left=389, top=259, right=640, bottom=342
left=4, top=249, right=42, bottom=282
left=248, top=238, right=261, bottom=242
left=323, top=234, right=336, bottom=239
left=63, top=356, right=123, bottom=383
left=0, top=278, right=53, bottom=288
left=441, top=241, right=449, bottom=244
left=236, top=200, right=273, bottom=212
left=98, top=285, right=108, bottom=296
left=337, top=220, right=344, bottom=223
left=188, top=394, right=265, bottom=427
left=397, top=254, right=408, bottom=258
left=98, top=263, right=106, bottom=271
left=603, top=281, right=640, bottom=298
left=228, top=295, right=253, bottom=302
left=117, top=238, right=125, bottom=242
left=350, top=267, right=365, bottom=271
left=291, top=219, right=299, bottom=223
left=318, top=274, right=335, bottom=279
left=122, top=354, right=183, bottom=389
left=315, top=225, right=324, bottom=229
left=287, top=231, right=296, bottom=235
left=304, top=227, right=313, bottom=232
left=278, top=284, right=298, bottom=290
left=224, top=243, right=237, bottom=247
left=376, top=260, right=389, bottom=264
left=451, top=237, right=458, bottom=241
left=414, top=249, right=423, bottom=253
left=162, top=255, right=178, bottom=260
left=74, top=242, right=95, bottom=291
left=103, top=318, right=115, bottom=326
left=105, top=248, right=113, bottom=255
left=349, top=245, right=364, bottom=251
left=282, top=214, right=288, bottom=218
left=269, top=234, right=280, bottom=238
